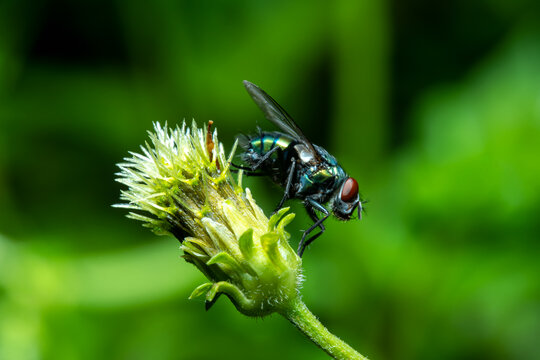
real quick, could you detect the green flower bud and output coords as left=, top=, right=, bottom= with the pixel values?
left=115, top=121, right=302, bottom=316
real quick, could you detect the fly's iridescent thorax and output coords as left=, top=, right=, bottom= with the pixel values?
left=296, top=145, right=347, bottom=200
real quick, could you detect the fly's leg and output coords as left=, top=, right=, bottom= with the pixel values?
left=231, top=146, right=281, bottom=173
left=273, top=158, right=296, bottom=213
left=230, top=163, right=253, bottom=171
left=298, top=225, right=325, bottom=257
left=297, top=198, right=329, bottom=257
left=305, top=204, right=326, bottom=243
left=249, top=145, right=280, bottom=171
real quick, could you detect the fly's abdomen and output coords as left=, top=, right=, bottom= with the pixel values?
left=241, top=132, right=294, bottom=182
left=249, top=133, right=291, bottom=154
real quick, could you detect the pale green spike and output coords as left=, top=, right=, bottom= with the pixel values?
left=207, top=252, right=244, bottom=275
left=206, top=281, right=255, bottom=314
left=189, top=283, right=213, bottom=299
left=238, top=228, right=255, bottom=259
left=277, top=213, right=296, bottom=235
left=260, top=232, right=284, bottom=270
left=268, top=207, right=290, bottom=231
left=181, top=241, right=208, bottom=259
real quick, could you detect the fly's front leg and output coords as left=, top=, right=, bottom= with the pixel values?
left=297, top=198, right=329, bottom=257
left=273, top=158, right=296, bottom=213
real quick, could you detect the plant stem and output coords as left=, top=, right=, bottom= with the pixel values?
left=281, top=298, right=368, bottom=360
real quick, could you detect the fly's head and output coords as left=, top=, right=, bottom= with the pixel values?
left=332, top=177, right=361, bottom=221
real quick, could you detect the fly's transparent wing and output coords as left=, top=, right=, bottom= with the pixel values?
left=243, top=80, right=321, bottom=160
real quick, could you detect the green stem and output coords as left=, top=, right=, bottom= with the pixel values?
left=280, top=298, right=368, bottom=360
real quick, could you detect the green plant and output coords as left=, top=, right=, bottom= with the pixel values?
left=115, top=121, right=367, bottom=359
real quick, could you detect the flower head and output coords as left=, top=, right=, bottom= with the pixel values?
left=115, top=121, right=302, bottom=315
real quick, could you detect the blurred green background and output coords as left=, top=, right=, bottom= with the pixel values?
left=1, top=0, right=539, bottom=359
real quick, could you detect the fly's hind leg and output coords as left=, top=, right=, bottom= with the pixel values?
left=230, top=163, right=253, bottom=171
left=231, top=146, right=281, bottom=173
left=249, top=146, right=280, bottom=171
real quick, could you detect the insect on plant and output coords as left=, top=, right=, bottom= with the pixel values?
left=236, top=81, right=363, bottom=257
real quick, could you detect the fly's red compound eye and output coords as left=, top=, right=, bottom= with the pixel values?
left=340, top=177, right=359, bottom=202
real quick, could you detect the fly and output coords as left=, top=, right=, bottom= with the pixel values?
left=236, top=80, right=363, bottom=257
